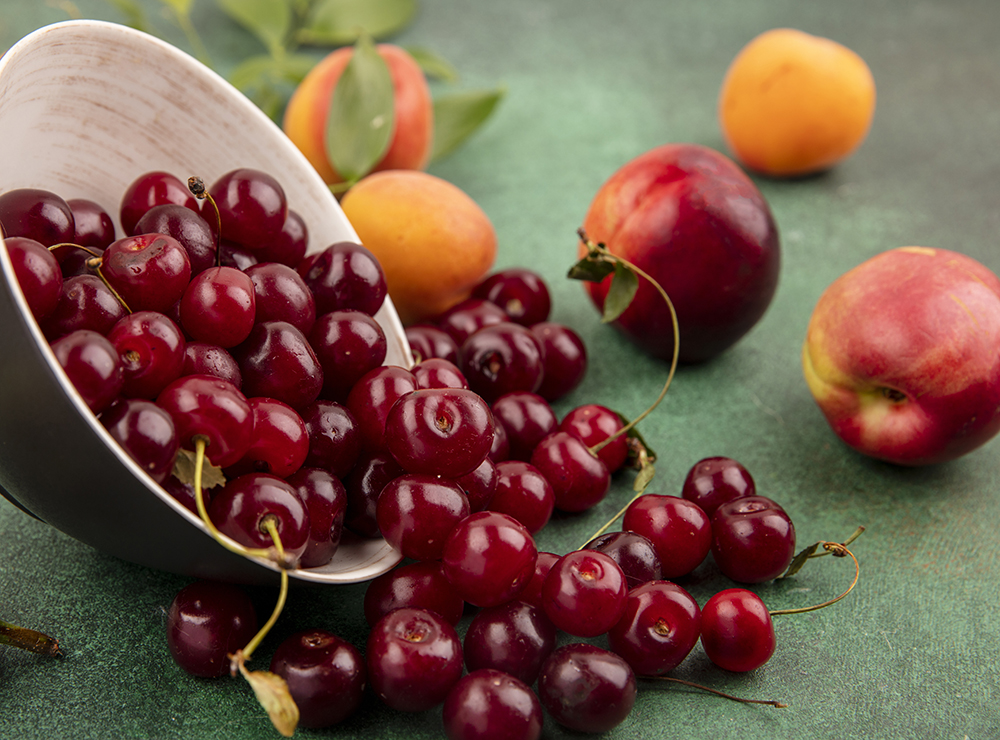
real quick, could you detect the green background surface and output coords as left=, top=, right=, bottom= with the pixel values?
left=2, top=1, right=1000, bottom=738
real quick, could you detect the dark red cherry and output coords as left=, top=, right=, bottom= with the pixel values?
left=541, top=549, right=628, bottom=637
left=345, top=365, right=417, bottom=453
left=225, top=397, right=309, bottom=478
left=364, top=560, right=465, bottom=628
left=309, top=309, right=387, bottom=401
left=405, top=323, right=460, bottom=365
left=460, top=322, right=545, bottom=403
left=622, top=494, right=712, bottom=580
left=436, top=298, right=509, bottom=345
left=453, top=456, right=498, bottom=513
left=108, top=311, right=186, bottom=399
left=67, top=198, right=115, bottom=249
left=537, top=643, right=636, bottom=734
left=286, top=467, right=347, bottom=569
left=156, top=374, right=253, bottom=468
left=119, top=171, right=198, bottom=236
left=245, top=262, right=316, bottom=335
left=4, top=236, right=63, bottom=320
left=234, top=320, right=323, bottom=411
left=463, top=600, right=557, bottom=685
left=376, top=473, right=471, bottom=561
left=489, top=460, right=554, bottom=534
left=412, top=357, right=468, bottom=390
left=606, top=580, right=701, bottom=676
left=681, top=456, right=756, bottom=517
left=208, top=472, right=310, bottom=561
left=472, top=268, right=551, bottom=326
left=101, top=233, right=192, bottom=314
left=443, top=669, right=543, bottom=740
left=181, top=342, right=242, bottom=388
left=255, top=209, right=308, bottom=268
left=583, top=530, right=662, bottom=589
left=40, top=274, right=127, bottom=340
left=133, top=203, right=215, bottom=276
left=297, top=241, right=387, bottom=316
left=343, top=451, right=404, bottom=538
left=517, top=551, right=559, bottom=610
left=100, top=397, right=178, bottom=484
left=529, top=431, right=610, bottom=513
left=50, top=329, right=123, bottom=413
left=0, top=188, right=74, bottom=246
left=269, top=629, right=365, bottom=728
left=179, top=266, right=256, bottom=348
left=366, top=607, right=464, bottom=712
left=700, top=588, right=775, bottom=672
left=530, top=322, right=587, bottom=402
left=558, top=403, right=628, bottom=474
left=209, top=168, right=287, bottom=249
left=300, top=400, right=362, bottom=478
left=165, top=580, right=257, bottom=678
left=711, top=495, right=795, bottom=583
left=490, top=391, right=557, bottom=462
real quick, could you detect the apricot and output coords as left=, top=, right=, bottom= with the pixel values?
left=283, top=44, right=433, bottom=185
left=718, top=28, right=876, bottom=177
left=340, top=170, right=497, bottom=325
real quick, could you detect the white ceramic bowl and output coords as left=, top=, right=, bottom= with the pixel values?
left=0, top=20, right=408, bottom=584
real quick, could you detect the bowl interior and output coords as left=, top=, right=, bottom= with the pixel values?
left=0, top=19, right=407, bottom=584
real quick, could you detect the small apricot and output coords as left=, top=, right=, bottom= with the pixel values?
left=340, top=170, right=497, bottom=325
left=718, top=28, right=876, bottom=177
left=283, top=44, right=433, bottom=185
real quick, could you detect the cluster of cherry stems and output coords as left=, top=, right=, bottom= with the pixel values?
left=1, top=170, right=858, bottom=739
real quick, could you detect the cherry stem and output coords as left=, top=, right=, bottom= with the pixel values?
left=577, top=229, right=679, bottom=457
left=769, top=540, right=861, bottom=616
left=187, top=176, right=222, bottom=267
left=0, top=619, right=63, bottom=657
left=48, top=242, right=132, bottom=314
left=645, top=676, right=787, bottom=708
left=240, top=517, right=289, bottom=664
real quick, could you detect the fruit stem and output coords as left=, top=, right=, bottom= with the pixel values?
left=192, top=436, right=276, bottom=562
left=48, top=242, right=133, bottom=314
left=769, top=540, right=861, bottom=616
left=646, top=676, right=787, bottom=707
left=188, top=176, right=223, bottom=267
left=0, top=619, right=63, bottom=657
left=240, top=517, right=290, bottom=664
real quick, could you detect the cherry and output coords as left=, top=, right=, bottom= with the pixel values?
left=179, top=266, right=256, bottom=348
left=488, top=415, right=510, bottom=462
left=269, top=629, right=365, bottom=728
left=405, top=323, right=461, bottom=365
left=711, top=495, right=796, bottom=583
left=606, top=580, right=701, bottom=676
left=181, top=341, right=242, bottom=388
left=55, top=243, right=103, bottom=278
left=460, top=322, right=545, bottom=403
left=100, top=397, right=178, bottom=484
left=376, top=473, right=471, bottom=561
left=40, top=274, right=128, bottom=340
left=436, top=298, right=509, bottom=345
left=537, top=643, right=637, bottom=734
left=100, top=233, right=192, bottom=313
left=541, top=549, right=628, bottom=638
left=700, top=588, right=776, bottom=672
left=165, top=580, right=257, bottom=678
left=442, top=669, right=543, bottom=740
left=342, top=451, right=404, bottom=538
left=244, top=261, right=316, bottom=335
left=344, top=365, right=417, bottom=453
left=366, top=607, right=464, bottom=712
left=441, top=511, right=537, bottom=608
left=156, top=374, right=253, bottom=469
left=67, top=199, right=115, bottom=249
left=0, top=187, right=75, bottom=246
left=225, top=397, right=309, bottom=478
left=286, top=467, right=347, bottom=568
left=107, top=311, right=186, bottom=399
left=583, top=530, right=662, bottom=589
left=208, top=168, right=287, bottom=249
left=219, top=240, right=258, bottom=270
left=384, top=388, right=495, bottom=478
left=463, top=600, right=557, bottom=685
left=119, top=171, right=198, bottom=236
left=300, top=400, right=362, bottom=478
left=50, top=329, right=123, bottom=413
left=472, top=268, right=552, bottom=327
left=489, top=460, right=555, bottom=534
left=530, top=321, right=587, bottom=402
left=516, top=551, right=560, bottom=610
left=162, top=475, right=213, bottom=514
left=558, top=403, right=628, bottom=474
left=622, top=494, right=712, bottom=580
left=309, top=309, right=387, bottom=401
left=4, top=236, right=63, bottom=320
left=233, top=320, right=323, bottom=411
left=412, top=357, right=468, bottom=390
left=490, top=391, right=557, bottom=462
left=364, top=560, right=465, bottom=628
left=255, top=209, right=308, bottom=268
left=453, top=456, right=499, bottom=512
left=133, top=203, right=215, bottom=276
left=682, top=456, right=756, bottom=517
left=208, top=472, right=310, bottom=562
left=529, top=431, right=611, bottom=513
left=297, top=241, right=387, bottom=316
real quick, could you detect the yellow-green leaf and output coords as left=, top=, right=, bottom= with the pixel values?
left=430, top=87, right=504, bottom=162
left=406, top=46, right=459, bottom=82
left=216, top=0, right=292, bottom=56
left=241, top=667, right=299, bottom=738
left=602, top=261, right=639, bottom=323
left=171, top=449, right=226, bottom=490
left=297, top=0, right=416, bottom=45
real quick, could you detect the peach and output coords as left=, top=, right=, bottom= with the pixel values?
left=283, top=44, right=433, bottom=185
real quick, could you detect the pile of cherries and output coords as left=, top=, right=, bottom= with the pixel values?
left=2, top=174, right=804, bottom=738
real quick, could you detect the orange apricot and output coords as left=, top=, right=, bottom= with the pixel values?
left=283, top=44, right=433, bottom=185
left=340, top=170, right=497, bottom=325
left=718, top=28, right=876, bottom=177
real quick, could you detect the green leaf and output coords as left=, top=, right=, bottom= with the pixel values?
left=602, top=261, right=639, bottom=323
left=780, top=542, right=821, bottom=579
left=102, top=0, right=152, bottom=31
left=297, top=0, right=416, bottom=45
left=567, top=253, right=616, bottom=283
left=229, top=53, right=319, bottom=91
left=405, top=46, right=459, bottom=82
left=171, top=449, right=227, bottom=490
left=325, top=34, right=395, bottom=183
left=216, top=0, right=292, bottom=55
left=160, top=0, right=194, bottom=15
left=430, top=88, right=504, bottom=161
left=633, top=460, right=656, bottom=494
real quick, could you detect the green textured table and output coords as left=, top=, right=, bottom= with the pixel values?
left=2, top=1, right=1000, bottom=738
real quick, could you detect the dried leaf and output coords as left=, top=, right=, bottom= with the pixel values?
left=602, top=261, right=639, bottom=323
left=171, top=449, right=226, bottom=490
left=633, top=460, right=656, bottom=494
left=780, top=542, right=821, bottom=579
left=240, top=666, right=300, bottom=737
